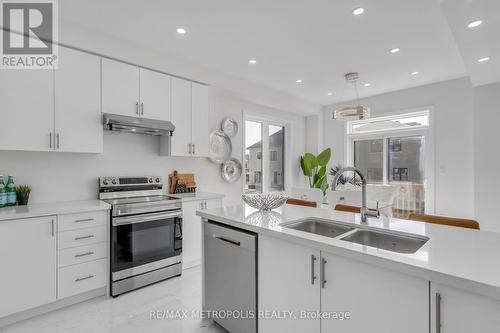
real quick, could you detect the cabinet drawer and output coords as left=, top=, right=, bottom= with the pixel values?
left=58, top=210, right=108, bottom=231
left=58, top=242, right=107, bottom=268
left=58, top=259, right=107, bottom=299
left=58, top=226, right=107, bottom=249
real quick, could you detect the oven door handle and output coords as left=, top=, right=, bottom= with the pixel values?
left=113, top=211, right=182, bottom=226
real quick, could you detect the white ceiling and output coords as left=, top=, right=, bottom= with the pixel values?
left=59, top=0, right=498, bottom=106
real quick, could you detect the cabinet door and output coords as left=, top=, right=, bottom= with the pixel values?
left=430, top=282, right=500, bottom=333
left=0, top=66, right=53, bottom=151
left=170, top=77, right=192, bottom=156
left=182, top=200, right=203, bottom=269
left=101, top=58, right=140, bottom=117
left=259, top=235, right=321, bottom=333
left=55, top=47, right=102, bottom=153
left=139, top=68, right=171, bottom=121
left=191, top=83, right=209, bottom=157
left=320, top=252, right=428, bottom=333
left=0, top=216, right=57, bottom=317
left=204, top=198, right=222, bottom=210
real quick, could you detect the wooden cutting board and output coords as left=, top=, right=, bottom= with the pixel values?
left=168, top=171, right=196, bottom=193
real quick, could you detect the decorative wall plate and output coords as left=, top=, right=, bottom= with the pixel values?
left=221, top=117, right=238, bottom=137
left=209, top=130, right=232, bottom=163
left=221, top=158, right=242, bottom=183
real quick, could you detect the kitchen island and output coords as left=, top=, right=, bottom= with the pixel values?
left=197, top=204, right=500, bottom=333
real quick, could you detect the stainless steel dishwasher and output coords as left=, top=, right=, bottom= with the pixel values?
left=204, top=220, right=257, bottom=333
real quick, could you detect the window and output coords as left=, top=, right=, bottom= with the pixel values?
left=347, top=110, right=432, bottom=218
left=244, top=118, right=286, bottom=194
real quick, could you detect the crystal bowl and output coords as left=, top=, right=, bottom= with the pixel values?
left=242, top=192, right=288, bottom=211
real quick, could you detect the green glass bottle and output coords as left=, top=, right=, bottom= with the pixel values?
left=5, top=175, right=16, bottom=206
left=0, top=175, right=6, bottom=208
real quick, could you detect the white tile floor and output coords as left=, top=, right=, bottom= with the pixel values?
left=1, top=266, right=226, bottom=333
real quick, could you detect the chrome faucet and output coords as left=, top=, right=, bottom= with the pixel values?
left=331, top=166, right=380, bottom=223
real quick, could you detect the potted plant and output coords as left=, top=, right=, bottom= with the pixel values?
left=16, top=185, right=32, bottom=206
left=299, top=148, right=331, bottom=195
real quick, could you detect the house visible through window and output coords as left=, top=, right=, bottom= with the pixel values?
left=347, top=110, right=431, bottom=218
left=244, top=119, right=286, bottom=193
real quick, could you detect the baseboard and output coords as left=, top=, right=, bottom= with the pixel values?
left=0, top=287, right=107, bottom=327
left=182, top=259, right=201, bottom=270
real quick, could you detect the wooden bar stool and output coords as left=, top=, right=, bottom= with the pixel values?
left=286, top=198, right=317, bottom=208
left=334, top=204, right=379, bottom=214
left=407, top=213, right=480, bottom=230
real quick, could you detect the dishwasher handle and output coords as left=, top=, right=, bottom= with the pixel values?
left=215, top=235, right=241, bottom=247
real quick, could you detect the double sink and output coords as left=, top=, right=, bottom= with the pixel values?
left=282, top=219, right=428, bottom=254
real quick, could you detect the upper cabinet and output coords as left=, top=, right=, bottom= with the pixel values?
left=167, top=80, right=209, bottom=157
left=0, top=64, right=53, bottom=151
left=139, top=68, right=171, bottom=121
left=0, top=46, right=102, bottom=153
left=101, top=58, right=140, bottom=117
left=55, top=47, right=102, bottom=153
left=101, top=58, right=171, bottom=121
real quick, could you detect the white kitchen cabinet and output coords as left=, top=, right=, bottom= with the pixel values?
left=167, top=78, right=210, bottom=157
left=101, top=58, right=140, bottom=117
left=170, top=77, right=192, bottom=156
left=0, top=216, right=57, bottom=317
left=0, top=66, right=53, bottom=151
left=182, top=198, right=222, bottom=269
left=430, top=282, right=500, bottom=333
left=320, top=252, right=428, bottom=333
left=139, top=68, right=171, bottom=121
left=191, top=83, right=209, bottom=157
left=55, top=46, right=102, bottom=153
left=259, top=235, right=321, bottom=333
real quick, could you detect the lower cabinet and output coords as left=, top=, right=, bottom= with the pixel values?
left=430, top=282, right=500, bottom=333
left=321, top=252, right=428, bottom=333
left=259, top=235, right=321, bottom=333
left=183, top=198, right=222, bottom=269
left=0, top=216, right=57, bottom=317
left=258, top=236, right=428, bottom=333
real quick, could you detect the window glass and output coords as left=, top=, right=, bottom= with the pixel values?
left=267, top=125, right=285, bottom=191
left=353, top=139, right=383, bottom=183
left=245, top=121, right=262, bottom=193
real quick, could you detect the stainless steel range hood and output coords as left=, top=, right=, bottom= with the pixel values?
left=103, top=113, right=175, bottom=136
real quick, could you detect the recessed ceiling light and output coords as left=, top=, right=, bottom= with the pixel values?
left=468, top=20, right=483, bottom=28
left=352, top=7, right=365, bottom=15
left=411, top=71, right=419, bottom=75
left=390, top=48, right=400, bottom=54
left=478, top=57, right=490, bottom=63
left=364, top=83, right=371, bottom=87
left=176, top=27, right=187, bottom=35
left=296, top=79, right=303, bottom=83
left=248, top=59, right=257, bottom=64
left=327, top=92, right=333, bottom=96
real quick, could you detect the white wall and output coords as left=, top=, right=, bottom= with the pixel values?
left=323, top=78, right=475, bottom=219
left=474, top=82, right=500, bottom=232
left=0, top=23, right=308, bottom=206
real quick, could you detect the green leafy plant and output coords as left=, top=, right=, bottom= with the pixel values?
left=300, top=148, right=331, bottom=195
left=15, top=185, right=32, bottom=205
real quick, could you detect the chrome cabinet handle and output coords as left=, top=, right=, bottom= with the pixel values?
left=188, top=143, right=192, bottom=154
left=141, top=102, right=144, bottom=115
left=436, top=293, right=441, bottom=333
left=311, top=255, right=317, bottom=285
left=74, top=235, right=94, bottom=241
left=135, top=102, right=139, bottom=114
left=75, top=275, right=94, bottom=282
left=199, top=202, right=203, bottom=210
left=321, top=257, right=327, bottom=288
left=74, top=218, right=94, bottom=223
left=49, top=132, right=53, bottom=149
left=215, top=236, right=241, bottom=247
left=50, top=219, right=55, bottom=236
left=74, top=251, right=94, bottom=258
left=204, top=201, right=207, bottom=209
left=56, top=133, right=60, bottom=149
left=193, top=143, right=195, bottom=155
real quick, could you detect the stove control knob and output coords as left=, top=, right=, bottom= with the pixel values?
left=102, top=179, right=109, bottom=185
left=149, top=178, right=153, bottom=183
left=112, top=179, right=117, bottom=185
left=155, top=178, right=160, bottom=183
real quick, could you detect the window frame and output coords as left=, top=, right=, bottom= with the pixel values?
left=243, top=112, right=289, bottom=194
left=344, top=108, right=435, bottom=214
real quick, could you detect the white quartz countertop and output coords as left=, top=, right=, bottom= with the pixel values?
left=197, top=204, right=500, bottom=300
left=169, top=192, right=225, bottom=202
left=0, top=200, right=110, bottom=221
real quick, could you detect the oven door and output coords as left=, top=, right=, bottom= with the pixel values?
left=111, top=210, right=182, bottom=281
